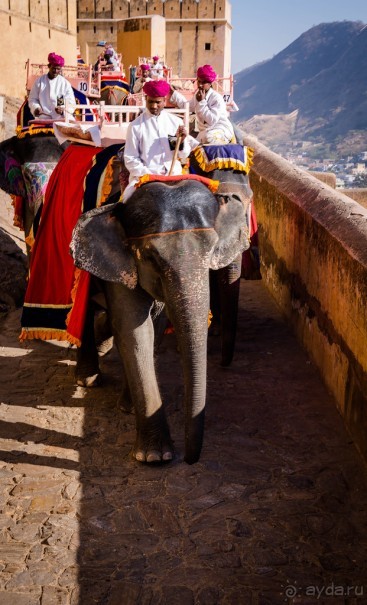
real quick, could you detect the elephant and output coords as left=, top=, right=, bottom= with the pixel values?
left=100, top=77, right=130, bottom=105
left=0, top=132, right=252, bottom=450
left=0, top=133, right=64, bottom=249
left=71, top=177, right=250, bottom=464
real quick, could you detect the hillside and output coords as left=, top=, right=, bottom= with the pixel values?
left=234, top=21, right=367, bottom=148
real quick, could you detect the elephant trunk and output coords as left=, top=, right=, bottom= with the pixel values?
left=164, top=267, right=210, bottom=464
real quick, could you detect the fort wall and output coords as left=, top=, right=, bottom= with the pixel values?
left=77, top=0, right=231, bottom=78
left=0, top=0, right=77, bottom=99
left=240, top=130, right=367, bottom=463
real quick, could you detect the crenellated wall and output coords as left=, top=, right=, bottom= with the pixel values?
left=0, top=0, right=77, bottom=99
left=239, top=130, right=367, bottom=462
left=77, top=0, right=232, bottom=79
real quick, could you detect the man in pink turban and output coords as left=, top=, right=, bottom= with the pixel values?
left=196, top=64, right=217, bottom=83
left=170, top=64, right=234, bottom=144
left=28, top=52, right=76, bottom=120
left=150, top=55, right=165, bottom=80
left=122, top=79, right=197, bottom=201
left=47, top=52, right=65, bottom=67
left=132, top=63, right=152, bottom=93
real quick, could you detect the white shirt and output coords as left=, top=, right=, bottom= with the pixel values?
left=124, top=109, right=193, bottom=180
left=28, top=73, right=76, bottom=120
left=171, top=87, right=234, bottom=141
left=122, top=108, right=198, bottom=201
left=150, top=62, right=164, bottom=79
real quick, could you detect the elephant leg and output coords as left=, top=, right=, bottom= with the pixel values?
left=211, top=255, right=242, bottom=367
left=104, top=282, right=174, bottom=463
left=75, top=302, right=101, bottom=387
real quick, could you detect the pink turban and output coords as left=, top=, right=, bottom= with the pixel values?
left=197, top=64, right=217, bottom=83
left=143, top=80, right=171, bottom=98
left=140, top=64, right=150, bottom=71
left=152, top=55, right=159, bottom=61
left=48, top=53, right=65, bottom=67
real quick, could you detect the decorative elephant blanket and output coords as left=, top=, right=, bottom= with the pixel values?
left=20, top=143, right=122, bottom=346
left=190, top=143, right=253, bottom=174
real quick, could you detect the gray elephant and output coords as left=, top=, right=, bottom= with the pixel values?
left=71, top=176, right=250, bottom=464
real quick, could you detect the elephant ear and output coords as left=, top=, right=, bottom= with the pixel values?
left=210, top=194, right=250, bottom=270
left=70, top=204, right=138, bottom=288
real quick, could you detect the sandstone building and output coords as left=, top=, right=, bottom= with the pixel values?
left=77, top=0, right=232, bottom=79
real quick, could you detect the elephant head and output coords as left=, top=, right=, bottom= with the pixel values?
left=71, top=179, right=249, bottom=464
left=0, top=134, right=64, bottom=239
left=100, top=80, right=130, bottom=106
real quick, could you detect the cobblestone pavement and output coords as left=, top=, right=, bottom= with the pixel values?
left=0, top=281, right=367, bottom=605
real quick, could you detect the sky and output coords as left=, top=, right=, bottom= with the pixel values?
left=230, top=0, right=367, bottom=73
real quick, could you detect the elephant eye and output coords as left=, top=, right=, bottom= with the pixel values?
left=217, top=194, right=228, bottom=206
left=232, top=194, right=242, bottom=202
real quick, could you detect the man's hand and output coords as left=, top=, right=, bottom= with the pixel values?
left=55, top=107, right=64, bottom=115
left=176, top=125, right=187, bottom=142
left=195, top=88, right=206, bottom=102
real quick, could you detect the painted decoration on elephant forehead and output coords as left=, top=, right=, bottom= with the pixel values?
left=21, top=162, right=57, bottom=212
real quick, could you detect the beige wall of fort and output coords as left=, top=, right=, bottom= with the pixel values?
left=0, top=0, right=77, bottom=99
left=77, top=0, right=232, bottom=79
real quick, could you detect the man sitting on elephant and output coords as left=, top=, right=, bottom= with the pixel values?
left=170, top=64, right=234, bottom=145
left=132, top=63, right=152, bottom=93
left=122, top=79, right=198, bottom=201
left=28, top=52, right=76, bottom=121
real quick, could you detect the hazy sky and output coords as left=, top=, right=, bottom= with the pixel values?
left=231, top=0, right=367, bottom=73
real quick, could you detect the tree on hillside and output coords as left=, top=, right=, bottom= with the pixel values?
left=353, top=173, right=367, bottom=188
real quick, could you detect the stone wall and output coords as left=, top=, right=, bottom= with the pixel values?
left=77, top=0, right=231, bottom=78
left=0, top=1, right=77, bottom=99
left=240, top=131, right=367, bottom=462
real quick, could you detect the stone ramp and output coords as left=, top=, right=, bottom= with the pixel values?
left=0, top=282, right=366, bottom=605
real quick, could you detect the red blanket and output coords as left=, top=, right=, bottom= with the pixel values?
left=20, top=145, right=104, bottom=346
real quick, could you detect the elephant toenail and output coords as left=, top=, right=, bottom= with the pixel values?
left=146, top=451, right=161, bottom=463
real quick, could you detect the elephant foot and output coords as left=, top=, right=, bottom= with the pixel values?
left=75, top=372, right=101, bottom=388
left=132, top=421, right=174, bottom=463
left=97, top=336, right=114, bottom=357
left=75, top=349, right=101, bottom=387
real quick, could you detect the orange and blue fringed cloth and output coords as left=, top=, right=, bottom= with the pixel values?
left=136, top=173, right=220, bottom=194
left=100, top=78, right=130, bottom=94
left=190, top=144, right=254, bottom=174
left=20, top=143, right=121, bottom=346
left=16, top=123, right=55, bottom=139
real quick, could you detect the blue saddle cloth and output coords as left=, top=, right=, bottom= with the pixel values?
left=189, top=144, right=253, bottom=174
